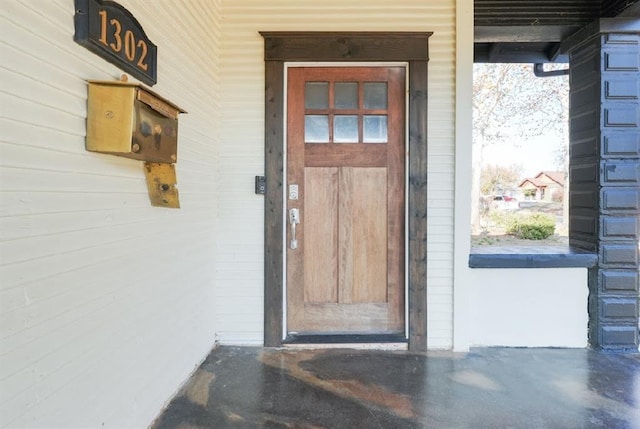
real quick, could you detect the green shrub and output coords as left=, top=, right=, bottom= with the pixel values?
left=506, top=213, right=555, bottom=240
left=488, top=211, right=556, bottom=240
left=487, top=210, right=517, bottom=232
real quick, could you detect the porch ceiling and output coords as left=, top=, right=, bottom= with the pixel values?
left=474, top=0, right=640, bottom=63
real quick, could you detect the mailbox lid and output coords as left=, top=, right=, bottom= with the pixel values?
left=137, top=90, right=182, bottom=119
left=87, top=80, right=187, bottom=115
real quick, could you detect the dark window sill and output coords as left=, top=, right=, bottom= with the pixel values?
left=469, top=246, right=598, bottom=269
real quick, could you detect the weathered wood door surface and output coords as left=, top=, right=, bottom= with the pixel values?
left=286, top=66, right=405, bottom=335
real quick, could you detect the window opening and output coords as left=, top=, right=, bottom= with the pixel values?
left=471, top=63, right=569, bottom=247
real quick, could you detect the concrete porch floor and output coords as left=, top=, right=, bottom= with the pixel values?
left=151, top=346, right=640, bottom=429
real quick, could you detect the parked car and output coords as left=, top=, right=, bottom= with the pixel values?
left=491, top=195, right=518, bottom=210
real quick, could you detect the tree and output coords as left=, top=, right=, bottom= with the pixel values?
left=480, top=164, right=521, bottom=195
left=471, top=63, right=569, bottom=232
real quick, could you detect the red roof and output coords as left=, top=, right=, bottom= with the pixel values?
left=519, top=178, right=543, bottom=188
left=534, top=171, right=565, bottom=186
left=519, top=171, right=565, bottom=189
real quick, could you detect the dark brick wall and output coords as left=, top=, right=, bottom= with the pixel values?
left=569, top=29, right=640, bottom=351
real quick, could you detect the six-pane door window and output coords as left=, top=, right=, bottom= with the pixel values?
left=304, top=81, right=388, bottom=144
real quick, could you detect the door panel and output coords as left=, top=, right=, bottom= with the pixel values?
left=287, top=66, right=405, bottom=336
left=340, top=167, right=388, bottom=304
left=303, top=167, right=339, bottom=303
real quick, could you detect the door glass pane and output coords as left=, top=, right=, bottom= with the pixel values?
left=363, top=115, right=387, bottom=143
left=364, top=82, right=387, bottom=109
left=334, top=115, right=358, bottom=143
left=334, top=82, right=358, bottom=109
left=305, top=115, right=329, bottom=143
left=305, top=82, right=329, bottom=109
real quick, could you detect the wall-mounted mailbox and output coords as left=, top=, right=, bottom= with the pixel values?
left=86, top=80, right=186, bottom=163
left=86, top=77, right=186, bottom=208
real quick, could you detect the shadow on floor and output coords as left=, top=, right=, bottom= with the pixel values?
left=151, top=346, right=640, bottom=429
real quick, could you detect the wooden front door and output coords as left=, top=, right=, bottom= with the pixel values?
left=286, top=66, right=405, bottom=336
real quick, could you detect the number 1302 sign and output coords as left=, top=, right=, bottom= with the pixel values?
left=74, top=0, right=157, bottom=86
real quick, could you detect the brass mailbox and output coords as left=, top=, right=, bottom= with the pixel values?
left=86, top=80, right=186, bottom=163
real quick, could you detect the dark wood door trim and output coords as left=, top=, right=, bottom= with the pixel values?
left=261, top=32, right=432, bottom=351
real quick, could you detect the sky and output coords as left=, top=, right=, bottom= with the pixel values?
left=481, top=134, right=564, bottom=178
left=473, top=63, right=569, bottom=181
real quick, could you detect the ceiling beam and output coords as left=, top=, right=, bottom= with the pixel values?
left=474, top=43, right=569, bottom=63
left=475, top=25, right=583, bottom=43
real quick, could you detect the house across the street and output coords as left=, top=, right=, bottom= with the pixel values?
left=519, top=171, right=566, bottom=201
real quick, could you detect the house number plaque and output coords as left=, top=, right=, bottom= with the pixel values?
left=74, top=0, right=158, bottom=86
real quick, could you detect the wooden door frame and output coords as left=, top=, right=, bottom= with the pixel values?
left=260, top=32, right=432, bottom=351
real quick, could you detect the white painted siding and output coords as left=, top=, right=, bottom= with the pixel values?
left=0, top=0, right=221, bottom=427
left=217, top=0, right=456, bottom=347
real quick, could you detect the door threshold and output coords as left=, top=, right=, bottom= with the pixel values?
left=284, top=342, right=408, bottom=350
left=284, top=333, right=407, bottom=345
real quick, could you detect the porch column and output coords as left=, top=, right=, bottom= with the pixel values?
left=566, top=19, right=640, bottom=351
